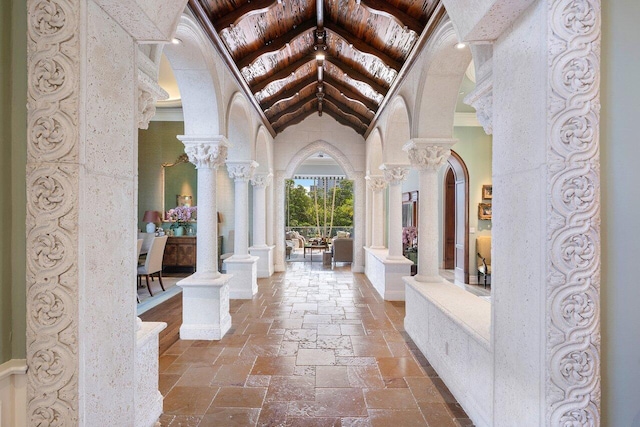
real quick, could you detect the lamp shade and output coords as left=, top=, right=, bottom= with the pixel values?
left=142, top=210, right=160, bottom=223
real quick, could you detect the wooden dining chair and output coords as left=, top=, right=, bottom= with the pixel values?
left=136, top=239, right=143, bottom=303
left=137, top=235, right=168, bottom=296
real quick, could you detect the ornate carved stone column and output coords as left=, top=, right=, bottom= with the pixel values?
left=176, top=136, right=232, bottom=341
left=225, top=161, right=259, bottom=298
left=249, top=172, right=275, bottom=278
left=404, top=139, right=455, bottom=282
left=366, top=176, right=387, bottom=249
left=179, top=136, right=228, bottom=275
left=381, top=164, right=410, bottom=260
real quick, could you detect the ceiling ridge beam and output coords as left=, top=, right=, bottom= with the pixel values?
left=214, top=0, right=278, bottom=31
left=324, top=76, right=378, bottom=111
left=325, top=58, right=388, bottom=95
left=324, top=21, right=402, bottom=71
left=359, top=0, right=423, bottom=34
left=251, top=53, right=315, bottom=93
left=237, top=20, right=317, bottom=69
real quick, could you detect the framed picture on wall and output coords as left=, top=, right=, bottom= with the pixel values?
left=478, top=203, right=492, bottom=220
left=482, top=185, right=492, bottom=199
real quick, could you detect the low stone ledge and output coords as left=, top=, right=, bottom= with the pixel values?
left=404, top=276, right=491, bottom=349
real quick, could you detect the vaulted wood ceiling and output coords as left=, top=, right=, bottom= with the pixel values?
left=188, top=0, right=445, bottom=136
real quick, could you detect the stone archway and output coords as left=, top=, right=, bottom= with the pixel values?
left=274, top=141, right=365, bottom=273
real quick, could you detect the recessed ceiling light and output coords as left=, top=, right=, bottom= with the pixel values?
left=316, top=53, right=325, bottom=61
left=455, top=42, right=466, bottom=49
left=171, top=38, right=182, bottom=45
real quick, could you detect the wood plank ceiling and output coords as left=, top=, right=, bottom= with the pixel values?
left=189, top=0, right=444, bottom=135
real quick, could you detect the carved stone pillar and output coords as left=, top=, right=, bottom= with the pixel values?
left=404, top=139, right=455, bottom=282
left=179, top=136, right=228, bottom=275
left=176, top=136, right=232, bottom=341
left=225, top=161, right=259, bottom=298
left=381, top=164, right=410, bottom=260
left=366, top=176, right=387, bottom=249
left=249, top=173, right=274, bottom=278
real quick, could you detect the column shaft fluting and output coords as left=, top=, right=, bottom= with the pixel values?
left=367, top=176, right=387, bottom=249
left=251, top=173, right=271, bottom=248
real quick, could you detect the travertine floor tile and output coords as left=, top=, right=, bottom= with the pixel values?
left=154, top=262, right=471, bottom=426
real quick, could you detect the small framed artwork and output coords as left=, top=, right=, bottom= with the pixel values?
left=176, top=194, right=193, bottom=207
left=482, top=185, right=493, bottom=200
left=478, top=203, right=492, bottom=220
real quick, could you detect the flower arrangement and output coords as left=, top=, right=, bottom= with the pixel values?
left=166, top=205, right=197, bottom=229
left=402, top=226, right=418, bottom=249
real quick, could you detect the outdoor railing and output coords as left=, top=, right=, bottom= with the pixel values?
left=285, top=226, right=353, bottom=240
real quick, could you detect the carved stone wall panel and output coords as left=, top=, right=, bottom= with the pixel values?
left=546, top=0, right=601, bottom=424
left=26, top=0, right=81, bottom=424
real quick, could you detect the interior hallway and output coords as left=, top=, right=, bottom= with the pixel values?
left=141, top=262, right=473, bottom=426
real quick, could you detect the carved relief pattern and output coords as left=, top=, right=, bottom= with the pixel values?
left=227, top=162, right=256, bottom=182
left=251, top=173, right=273, bottom=188
left=464, top=78, right=493, bottom=135
left=382, top=166, right=409, bottom=185
left=546, top=0, right=601, bottom=424
left=184, top=143, right=228, bottom=169
left=137, top=69, right=168, bottom=130
left=27, top=0, right=80, bottom=423
left=366, top=176, right=387, bottom=192
left=406, top=145, right=451, bottom=172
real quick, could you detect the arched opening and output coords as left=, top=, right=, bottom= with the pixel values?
left=442, top=150, right=469, bottom=284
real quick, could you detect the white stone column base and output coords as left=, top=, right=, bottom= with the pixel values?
left=224, top=256, right=259, bottom=299
left=135, top=321, right=167, bottom=427
left=178, top=273, right=232, bottom=340
left=249, top=245, right=275, bottom=278
left=364, top=247, right=413, bottom=301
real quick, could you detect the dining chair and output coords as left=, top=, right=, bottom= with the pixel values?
left=137, top=235, right=168, bottom=296
left=136, top=239, right=143, bottom=303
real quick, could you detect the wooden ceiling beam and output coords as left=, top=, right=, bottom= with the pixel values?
left=237, top=19, right=317, bottom=69
left=262, top=77, right=318, bottom=111
left=359, top=0, right=423, bottom=34
left=323, top=94, right=371, bottom=125
left=324, top=21, right=401, bottom=71
left=273, top=104, right=317, bottom=132
left=323, top=98, right=369, bottom=128
left=213, top=0, right=278, bottom=31
left=251, top=54, right=315, bottom=93
left=324, top=75, right=378, bottom=112
left=323, top=107, right=367, bottom=134
left=325, top=58, right=388, bottom=95
left=268, top=94, right=317, bottom=123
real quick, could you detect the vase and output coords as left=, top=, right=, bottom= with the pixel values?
left=174, top=226, right=184, bottom=237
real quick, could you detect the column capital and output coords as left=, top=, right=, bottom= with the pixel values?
left=178, top=135, right=230, bottom=169
left=251, top=173, right=273, bottom=188
left=365, top=175, right=387, bottom=192
left=403, top=139, right=456, bottom=171
left=380, top=164, right=410, bottom=185
left=227, top=161, right=258, bottom=182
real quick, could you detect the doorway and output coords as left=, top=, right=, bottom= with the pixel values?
left=443, top=150, right=469, bottom=283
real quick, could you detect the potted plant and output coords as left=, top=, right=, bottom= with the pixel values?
left=166, top=206, right=197, bottom=236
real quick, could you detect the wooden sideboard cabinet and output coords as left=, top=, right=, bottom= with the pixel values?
left=163, top=236, right=196, bottom=273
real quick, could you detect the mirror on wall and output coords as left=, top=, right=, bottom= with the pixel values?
left=402, top=191, right=418, bottom=228
left=162, top=154, right=197, bottom=218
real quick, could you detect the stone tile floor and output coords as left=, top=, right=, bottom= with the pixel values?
left=159, top=262, right=474, bottom=426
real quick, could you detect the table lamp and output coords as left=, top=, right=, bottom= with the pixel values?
left=142, top=210, right=160, bottom=233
